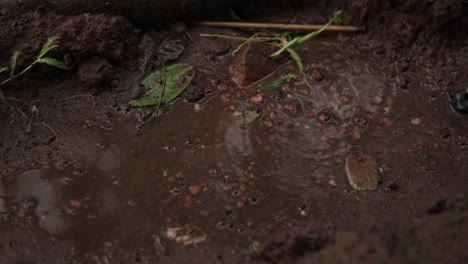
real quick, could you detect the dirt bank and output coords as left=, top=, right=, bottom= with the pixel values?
left=0, top=0, right=467, bottom=263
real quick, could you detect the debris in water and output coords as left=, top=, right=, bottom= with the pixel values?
left=345, top=146, right=380, bottom=191
left=166, top=227, right=207, bottom=246
left=234, top=110, right=260, bottom=125
left=130, top=63, right=195, bottom=107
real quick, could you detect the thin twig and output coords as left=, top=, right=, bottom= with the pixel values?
left=59, top=94, right=94, bottom=101
left=194, top=21, right=362, bottom=32
left=10, top=106, right=27, bottom=119
left=42, top=122, right=58, bottom=141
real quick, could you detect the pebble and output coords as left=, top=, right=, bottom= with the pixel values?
left=411, top=118, right=422, bottom=125
left=249, top=93, right=267, bottom=104
left=217, top=83, right=229, bottom=91
left=220, top=93, right=233, bottom=103
left=194, top=103, right=203, bottom=112
left=282, top=100, right=303, bottom=115
left=296, top=87, right=310, bottom=95
left=31, top=105, right=39, bottom=115
left=189, top=185, right=201, bottom=196
left=317, top=109, right=336, bottom=125
left=309, top=68, right=325, bottom=83
left=339, top=95, right=351, bottom=103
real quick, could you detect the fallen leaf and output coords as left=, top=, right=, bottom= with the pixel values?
left=130, top=63, right=195, bottom=107
left=345, top=146, right=380, bottom=191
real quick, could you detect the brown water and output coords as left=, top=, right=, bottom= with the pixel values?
left=3, top=35, right=467, bottom=261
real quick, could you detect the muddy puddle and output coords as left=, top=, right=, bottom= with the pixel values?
left=2, top=34, right=467, bottom=261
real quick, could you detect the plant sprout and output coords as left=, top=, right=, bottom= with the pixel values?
left=0, top=36, right=68, bottom=105
left=201, top=10, right=348, bottom=88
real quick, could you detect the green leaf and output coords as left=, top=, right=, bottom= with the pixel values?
left=38, top=36, right=60, bottom=59
left=37, top=58, right=68, bottom=70
left=0, top=67, right=8, bottom=75
left=130, top=63, right=195, bottom=107
left=10, top=51, right=21, bottom=77
left=286, top=48, right=303, bottom=75
left=261, top=73, right=296, bottom=90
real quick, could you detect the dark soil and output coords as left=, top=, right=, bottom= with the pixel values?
left=1, top=0, right=468, bottom=263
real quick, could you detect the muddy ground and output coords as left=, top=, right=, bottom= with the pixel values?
left=0, top=0, right=467, bottom=263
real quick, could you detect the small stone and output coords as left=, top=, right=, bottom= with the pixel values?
left=263, top=119, right=274, bottom=128
left=328, top=180, right=337, bottom=187
left=69, top=200, right=81, bottom=209
left=220, top=93, right=233, bottom=103
left=194, top=103, right=203, bottom=112
left=309, top=68, right=325, bottom=83
left=354, top=116, right=370, bottom=127
left=317, top=109, right=336, bottom=125
left=31, top=105, right=39, bottom=115
left=339, top=95, right=351, bottom=103
left=411, top=118, right=422, bottom=125
left=249, top=93, right=267, bottom=104
left=296, top=87, right=310, bottom=95
left=282, top=100, right=303, bottom=116
left=353, top=132, right=361, bottom=140
left=228, top=103, right=239, bottom=111
left=189, top=185, right=201, bottom=196
left=306, top=111, right=315, bottom=118
left=203, top=86, right=214, bottom=94
left=217, top=83, right=229, bottom=91
left=269, top=111, right=277, bottom=120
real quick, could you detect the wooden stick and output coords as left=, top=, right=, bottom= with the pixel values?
left=194, top=21, right=362, bottom=32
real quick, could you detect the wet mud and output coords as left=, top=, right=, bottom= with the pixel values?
left=1, top=0, right=468, bottom=263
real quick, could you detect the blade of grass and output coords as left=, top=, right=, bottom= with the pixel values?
left=271, top=10, right=346, bottom=58
left=37, top=58, right=68, bottom=70
left=286, top=48, right=303, bottom=74
left=10, top=51, right=21, bottom=77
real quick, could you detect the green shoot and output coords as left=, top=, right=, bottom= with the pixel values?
left=201, top=10, right=347, bottom=89
left=271, top=10, right=347, bottom=58
left=36, top=58, right=68, bottom=70
left=0, top=36, right=68, bottom=106
left=10, top=51, right=21, bottom=77
left=38, top=36, right=60, bottom=59
left=261, top=73, right=296, bottom=90
left=248, top=241, right=261, bottom=257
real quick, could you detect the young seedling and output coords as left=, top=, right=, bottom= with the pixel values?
left=201, top=10, right=348, bottom=89
left=0, top=36, right=68, bottom=105
left=270, top=10, right=348, bottom=58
